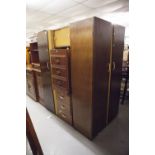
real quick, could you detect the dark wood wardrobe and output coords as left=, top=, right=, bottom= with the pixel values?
left=70, top=17, right=125, bottom=139
left=37, top=30, right=55, bottom=113
left=70, top=17, right=113, bottom=139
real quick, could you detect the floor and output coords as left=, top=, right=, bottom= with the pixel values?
left=26, top=96, right=129, bottom=155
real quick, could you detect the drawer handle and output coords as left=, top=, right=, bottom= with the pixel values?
left=59, top=96, right=64, bottom=99
left=56, top=80, right=62, bottom=86
left=56, top=70, right=61, bottom=75
left=60, top=105, right=65, bottom=109
left=58, top=110, right=66, bottom=118
left=55, top=58, right=60, bottom=64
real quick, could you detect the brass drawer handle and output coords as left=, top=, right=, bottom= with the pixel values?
left=55, top=58, right=60, bottom=64
left=56, top=80, right=63, bottom=86
left=59, top=95, right=64, bottom=99
left=60, top=105, right=65, bottom=109
left=56, top=70, right=61, bottom=75
left=58, top=110, right=66, bottom=118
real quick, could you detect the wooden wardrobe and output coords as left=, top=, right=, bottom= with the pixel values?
left=37, top=30, right=55, bottom=113
left=70, top=17, right=125, bottom=139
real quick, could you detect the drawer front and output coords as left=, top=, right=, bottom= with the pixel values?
left=57, top=98, right=71, bottom=112
left=51, top=68, right=68, bottom=77
left=51, top=56, right=67, bottom=66
left=54, top=90, right=72, bottom=124
left=51, top=49, right=69, bottom=55
left=57, top=108, right=72, bottom=124
left=52, top=78, right=68, bottom=90
left=56, top=92, right=70, bottom=106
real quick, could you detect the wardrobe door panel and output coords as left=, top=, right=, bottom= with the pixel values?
left=108, top=25, right=125, bottom=123
left=93, top=18, right=112, bottom=136
left=70, top=18, right=93, bottom=138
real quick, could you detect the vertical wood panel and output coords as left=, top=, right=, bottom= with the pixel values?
left=37, top=30, right=55, bottom=112
left=70, top=18, right=93, bottom=138
left=48, top=30, right=54, bottom=50
left=93, top=18, right=112, bottom=136
left=108, top=25, right=125, bottom=123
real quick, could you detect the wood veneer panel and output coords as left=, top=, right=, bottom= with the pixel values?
left=92, top=17, right=112, bottom=137
left=37, top=30, right=55, bottom=113
left=108, top=25, right=125, bottom=123
left=70, top=18, right=94, bottom=138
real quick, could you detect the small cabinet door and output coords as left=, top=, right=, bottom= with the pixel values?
left=26, top=71, right=37, bottom=101
left=35, top=72, right=44, bottom=105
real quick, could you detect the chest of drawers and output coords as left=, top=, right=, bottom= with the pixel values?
left=50, top=49, right=72, bottom=124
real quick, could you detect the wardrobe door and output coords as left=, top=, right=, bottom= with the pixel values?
left=70, top=18, right=94, bottom=139
left=37, top=30, right=55, bottom=113
left=108, top=25, right=125, bottom=123
left=92, top=17, right=112, bottom=136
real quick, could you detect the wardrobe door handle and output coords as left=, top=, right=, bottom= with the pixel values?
left=113, top=61, right=116, bottom=71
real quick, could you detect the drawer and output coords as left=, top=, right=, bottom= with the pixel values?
left=50, top=48, right=69, bottom=56
left=51, top=56, right=67, bottom=66
left=56, top=91, right=70, bottom=105
left=51, top=68, right=68, bottom=77
left=57, top=108, right=72, bottom=124
left=52, top=78, right=68, bottom=90
left=57, top=99, right=71, bottom=112
left=50, top=49, right=69, bottom=66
